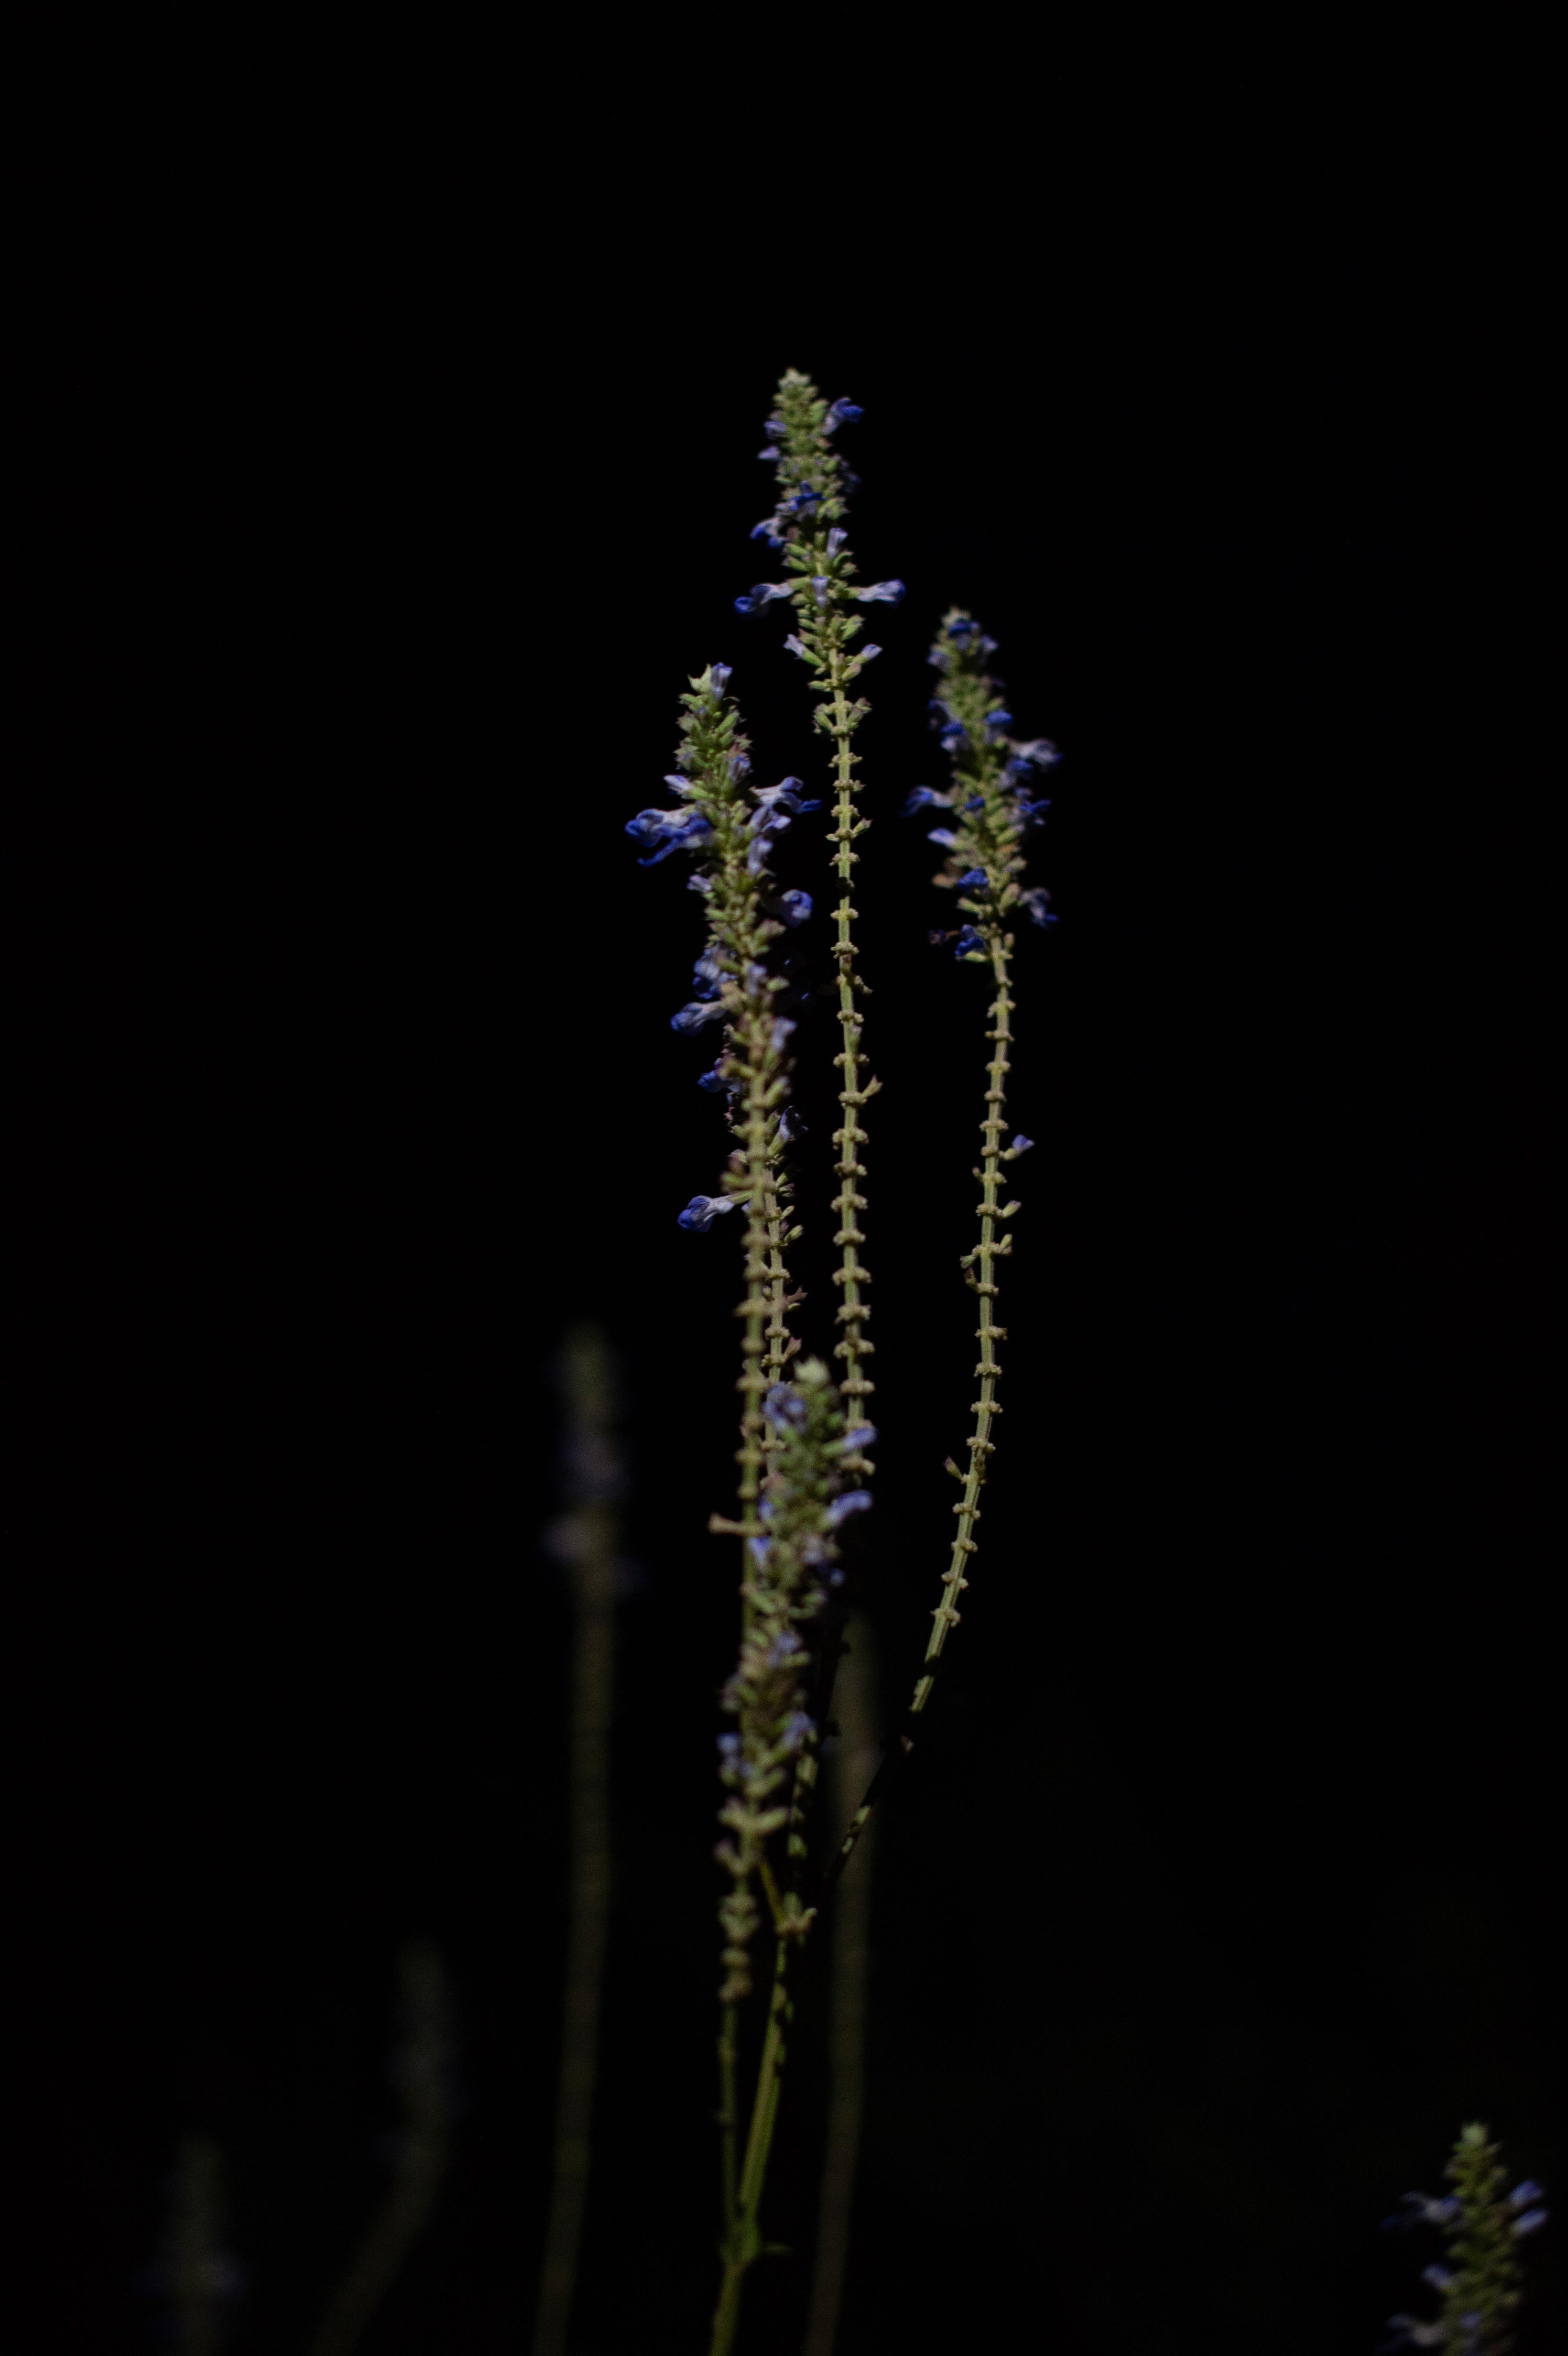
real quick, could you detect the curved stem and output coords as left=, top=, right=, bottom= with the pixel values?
left=825, top=937, right=1014, bottom=1891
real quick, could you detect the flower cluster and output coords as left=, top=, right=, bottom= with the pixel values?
left=734, top=372, right=903, bottom=677
left=714, top=1359, right=873, bottom=2002
left=624, top=663, right=819, bottom=1233
left=905, top=608, right=1059, bottom=956
left=1381, top=2123, right=1547, bottom=2354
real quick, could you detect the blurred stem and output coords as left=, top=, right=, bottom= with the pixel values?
left=172, top=2134, right=223, bottom=2356
left=533, top=1328, right=619, bottom=2356
left=311, top=1943, right=453, bottom=2356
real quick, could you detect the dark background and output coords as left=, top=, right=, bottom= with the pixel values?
left=18, top=111, right=1557, bottom=2355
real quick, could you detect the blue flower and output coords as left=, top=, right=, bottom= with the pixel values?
left=625, top=806, right=684, bottom=845
left=985, top=709, right=1014, bottom=735
left=856, top=579, right=905, bottom=604
left=827, top=527, right=847, bottom=556
left=1514, top=2206, right=1549, bottom=2236
left=954, top=926, right=986, bottom=956
left=778, top=890, right=812, bottom=925
left=957, top=868, right=988, bottom=889
left=697, top=1062, right=740, bottom=1094
left=751, top=517, right=785, bottom=545
left=753, top=782, right=805, bottom=819
left=734, top=581, right=794, bottom=614
left=763, top=418, right=784, bottom=440
left=859, top=644, right=882, bottom=662
left=626, top=807, right=715, bottom=866
left=770, top=1017, right=796, bottom=1053
left=811, top=576, right=830, bottom=608
left=1010, top=1134, right=1035, bottom=1155
left=763, top=1384, right=808, bottom=1429
left=677, top=1194, right=741, bottom=1231
left=1378, top=2320, right=1446, bottom=2351
left=781, top=1711, right=815, bottom=1750
left=826, top=398, right=863, bottom=427
left=927, top=827, right=958, bottom=849
left=1509, top=2181, right=1546, bottom=2207
left=777, top=1104, right=805, bottom=1142
left=1019, top=888, right=1057, bottom=927
left=964, top=795, right=985, bottom=811
left=687, top=873, right=712, bottom=896
left=787, top=484, right=822, bottom=514
left=671, top=1001, right=727, bottom=1034
left=1384, top=2195, right=1464, bottom=2232
left=746, top=828, right=783, bottom=877
left=901, top=786, right=950, bottom=816
left=825, top=1489, right=872, bottom=1527
left=662, top=772, right=700, bottom=798
left=1012, top=791, right=1051, bottom=828
left=691, top=951, right=727, bottom=999
left=747, top=1537, right=772, bottom=1570
left=842, top=1423, right=878, bottom=1451
left=717, top=1731, right=742, bottom=1758
left=745, top=778, right=817, bottom=874
left=1419, top=2265, right=1454, bottom=2290
left=709, top=664, right=732, bottom=697
left=784, top=634, right=809, bottom=660
left=750, top=777, right=814, bottom=820
left=939, top=720, right=970, bottom=748
left=1010, top=737, right=1061, bottom=768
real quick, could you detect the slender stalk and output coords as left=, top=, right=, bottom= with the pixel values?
left=919, top=937, right=1013, bottom=1696
left=533, top=1330, right=619, bottom=2356
left=825, top=658, right=875, bottom=1419
left=822, top=947, right=1011, bottom=1889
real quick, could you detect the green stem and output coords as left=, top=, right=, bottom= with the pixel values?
left=718, top=1999, right=739, bottom=2241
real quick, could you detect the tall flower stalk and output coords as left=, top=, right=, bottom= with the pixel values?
left=829, top=610, right=1057, bottom=1887
left=1381, top=2122, right=1548, bottom=2354
left=736, top=370, right=902, bottom=1431
left=627, top=665, right=876, bottom=2352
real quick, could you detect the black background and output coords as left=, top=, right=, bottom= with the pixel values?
left=18, top=100, right=1557, bottom=2356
